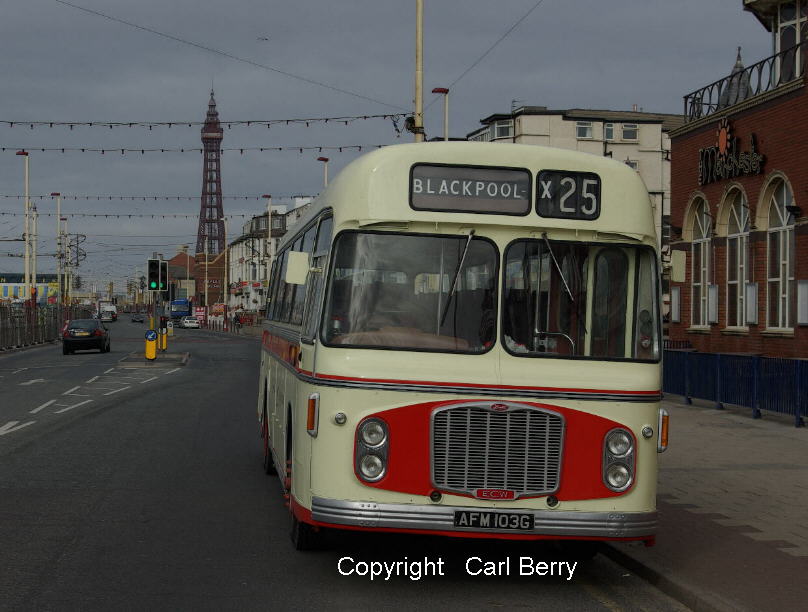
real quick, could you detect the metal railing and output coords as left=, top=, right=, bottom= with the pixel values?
left=0, top=305, right=93, bottom=351
left=663, top=350, right=806, bottom=427
left=683, top=42, right=806, bottom=122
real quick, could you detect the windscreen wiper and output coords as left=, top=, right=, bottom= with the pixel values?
left=440, top=230, right=475, bottom=326
left=542, top=232, right=573, bottom=302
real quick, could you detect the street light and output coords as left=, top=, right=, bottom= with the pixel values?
left=51, top=192, right=62, bottom=306
left=317, top=157, right=329, bottom=187
left=15, top=151, right=30, bottom=302
left=432, top=87, right=449, bottom=141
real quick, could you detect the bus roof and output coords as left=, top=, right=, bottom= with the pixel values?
left=290, top=142, right=657, bottom=245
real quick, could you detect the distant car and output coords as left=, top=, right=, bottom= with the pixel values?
left=131, top=313, right=145, bottom=323
left=62, top=319, right=111, bottom=354
left=180, top=316, right=200, bottom=329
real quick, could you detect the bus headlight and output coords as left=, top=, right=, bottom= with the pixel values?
left=355, top=417, right=389, bottom=483
left=603, top=428, right=635, bottom=492
left=359, top=454, right=385, bottom=480
left=605, top=463, right=632, bottom=490
left=606, top=430, right=633, bottom=457
left=360, top=419, right=387, bottom=446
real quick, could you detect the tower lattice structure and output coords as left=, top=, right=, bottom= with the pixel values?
left=196, top=90, right=225, bottom=256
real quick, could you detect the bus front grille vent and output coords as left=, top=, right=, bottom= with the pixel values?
left=431, top=403, right=564, bottom=499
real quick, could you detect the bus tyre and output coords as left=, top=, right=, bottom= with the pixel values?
left=557, top=541, right=599, bottom=561
left=262, top=416, right=277, bottom=475
left=290, top=513, right=322, bottom=551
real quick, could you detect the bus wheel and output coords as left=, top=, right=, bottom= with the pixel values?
left=557, top=541, right=599, bottom=561
left=290, top=512, right=322, bottom=551
left=262, top=413, right=277, bottom=475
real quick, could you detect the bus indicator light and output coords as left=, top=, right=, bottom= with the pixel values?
left=658, top=409, right=669, bottom=453
left=306, top=393, right=320, bottom=437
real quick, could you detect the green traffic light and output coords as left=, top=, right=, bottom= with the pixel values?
left=149, top=281, right=157, bottom=289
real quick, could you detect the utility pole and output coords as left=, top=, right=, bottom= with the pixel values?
left=414, top=0, right=424, bottom=142
left=16, top=151, right=30, bottom=300
left=32, top=204, right=38, bottom=304
left=52, top=193, right=62, bottom=305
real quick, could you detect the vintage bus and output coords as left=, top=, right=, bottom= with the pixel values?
left=258, top=142, right=668, bottom=551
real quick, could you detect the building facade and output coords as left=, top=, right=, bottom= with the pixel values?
left=667, top=0, right=808, bottom=356
left=467, top=106, right=683, bottom=255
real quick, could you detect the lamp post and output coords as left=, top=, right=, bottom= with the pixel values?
left=32, top=204, right=38, bottom=305
left=51, top=193, right=62, bottom=305
left=15, top=151, right=30, bottom=301
left=262, top=194, right=273, bottom=316
left=414, top=0, right=424, bottom=142
left=316, top=157, right=330, bottom=187
left=432, top=87, right=449, bottom=141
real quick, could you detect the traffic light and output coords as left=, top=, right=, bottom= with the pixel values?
left=147, top=259, right=160, bottom=290
left=159, top=261, right=168, bottom=291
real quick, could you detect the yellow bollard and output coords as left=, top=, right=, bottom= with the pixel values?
left=158, top=330, right=168, bottom=351
left=145, top=329, right=157, bottom=360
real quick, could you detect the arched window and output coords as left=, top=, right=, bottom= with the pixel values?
left=767, top=180, right=796, bottom=328
left=691, top=200, right=711, bottom=326
left=726, top=191, right=749, bottom=327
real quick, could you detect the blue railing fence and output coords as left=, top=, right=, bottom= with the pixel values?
left=663, top=350, right=806, bottom=428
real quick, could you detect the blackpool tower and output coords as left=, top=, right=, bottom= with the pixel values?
left=195, top=90, right=225, bottom=256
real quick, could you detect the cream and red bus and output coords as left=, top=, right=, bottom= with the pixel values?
left=258, top=142, right=668, bottom=551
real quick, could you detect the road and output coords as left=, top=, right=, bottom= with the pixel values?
left=0, top=318, right=688, bottom=611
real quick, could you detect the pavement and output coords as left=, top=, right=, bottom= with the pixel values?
left=604, top=396, right=808, bottom=612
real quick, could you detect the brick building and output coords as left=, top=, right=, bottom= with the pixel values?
left=667, top=0, right=808, bottom=356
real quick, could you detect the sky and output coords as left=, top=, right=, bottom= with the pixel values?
left=0, top=0, right=771, bottom=291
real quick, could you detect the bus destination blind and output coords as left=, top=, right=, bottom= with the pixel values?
left=410, top=164, right=531, bottom=215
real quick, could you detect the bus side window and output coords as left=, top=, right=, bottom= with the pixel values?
left=290, top=226, right=318, bottom=326
left=301, top=215, right=334, bottom=340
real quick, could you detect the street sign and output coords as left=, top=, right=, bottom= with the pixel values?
left=145, top=330, right=158, bottom=341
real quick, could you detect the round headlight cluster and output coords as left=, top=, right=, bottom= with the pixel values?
left=602, top=428, right=635, bottom=492
left=355, top=418, right=389, bottom=483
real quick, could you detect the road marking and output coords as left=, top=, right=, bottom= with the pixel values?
left=86, top=376, right=99, bottom=383
left=103, top=386, right=130, bottom=396
left=30, top=399, right=56, bottom=414
left=63, top=386, right=81, bottom=395
left=19, top=378, right=46, bottom=386
left=12, top=368, right=28, bottom=374
left=140, top=376, right=158, bottom=384
left=0, top=420, right=36, bottom=435
left=165, top=368, right=180, bottom=374
left=104, top=368, right=115, bottom=374
left=54, top=399, right=93, bottom=414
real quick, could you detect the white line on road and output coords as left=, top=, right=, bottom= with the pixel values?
left=103, top=386, right=131, bottom=396
left=140, top=376, right=158, bottom=384
left=62, top=386, right=81, bottom=395
left=19, top=378, right=46, bottom=386
left=0, top=420, right=36, bottom=435
left=104, top=368, right=115, bottom=374
left=86, top=376, right=99, bottom=383
left=12, top=368, right=28, bottom=374
left=165, top=368, right=180, bottom=374
left=30, top=399, right=56, bottom=414
left=54, top=399, right=93, bottom=414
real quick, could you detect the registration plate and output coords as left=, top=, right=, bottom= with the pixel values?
left=74, top=331, right=90, bottom=336
left=454, top=510, right=534, bottom=531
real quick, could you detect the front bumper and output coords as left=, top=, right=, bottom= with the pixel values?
left=311, top=496, right=656, bottom=539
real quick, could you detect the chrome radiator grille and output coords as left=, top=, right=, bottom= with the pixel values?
left=431, top=403, right=564, bottom=498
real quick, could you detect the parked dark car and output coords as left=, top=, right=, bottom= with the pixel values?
left=131, top=313, right=145, bottom=323
left=62, top=319, right=111, bottom=354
